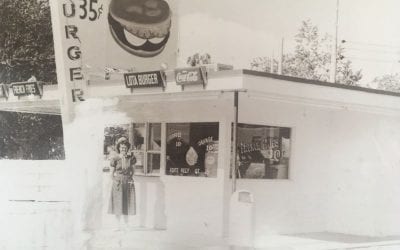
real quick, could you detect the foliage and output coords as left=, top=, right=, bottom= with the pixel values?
left=250, top=57, right=278, bottom=73
left=0, top=0, right=56, bottom=84
left=251, top=20, right=362, bottom=85
left=372, top=73, right=400, bottom=93
left=0, top=111, right=65, bottom=160
left=186, top=53, right=212, bottom=67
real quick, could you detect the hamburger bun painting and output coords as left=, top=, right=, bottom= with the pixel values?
left=108, top=0, right=172, bottom=58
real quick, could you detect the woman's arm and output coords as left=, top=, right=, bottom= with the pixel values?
left=110, top=157, right=117, bottom=179
left=129, top=155, right=136, bottom=178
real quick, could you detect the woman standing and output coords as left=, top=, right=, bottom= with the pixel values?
left=108, top=137, right=136, bottom=228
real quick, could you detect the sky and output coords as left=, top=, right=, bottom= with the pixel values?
left=176, top=0, right=400, bottom=86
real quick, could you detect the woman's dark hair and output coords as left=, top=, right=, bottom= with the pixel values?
left=116, top=137, right=131, bottom=153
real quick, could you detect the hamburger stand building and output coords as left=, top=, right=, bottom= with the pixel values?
left=2, top=0, right=400, bottom=249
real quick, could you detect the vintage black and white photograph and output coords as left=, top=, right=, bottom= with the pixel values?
left=1, top=0, right=400, bottom=249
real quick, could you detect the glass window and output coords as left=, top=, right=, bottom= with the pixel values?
left=234, top=123, right=291, bottom=179
left=148, top=123, right=161, bottom=151
left=103, top=122, right=161, bottom=176
left=131, top=123, right=161, bottom=176
left=146, top=123, right=161, bottom=175
left=166, top=122, right=219, bottom=177
left=103, top=124, right=130, bottom=172
left=132, top=123, right=145, bottom=150
left=147, top=153, right=161, bottom=174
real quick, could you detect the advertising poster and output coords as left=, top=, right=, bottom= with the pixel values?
left=236, top=123, right=291, bottom=179
left=51, top=0, right=179, bottom=102
left=166, top=122, right=219, bottom=177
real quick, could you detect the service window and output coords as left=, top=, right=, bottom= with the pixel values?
left=103, top=122, right=161, bottom=176
left=131, top=123, right=161, bottom=176
left=234, top=123, right=291, bottom=179
left=103, top=123, right=130, bottom=171
left=166, top=122, right=219, bottom=177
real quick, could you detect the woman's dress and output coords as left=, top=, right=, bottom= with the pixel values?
left=108, top=155, right=136, bottom=215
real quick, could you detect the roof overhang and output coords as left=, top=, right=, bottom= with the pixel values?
left=0, top=100, right=61, bottom=115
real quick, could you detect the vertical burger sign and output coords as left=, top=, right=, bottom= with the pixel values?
left=51, top=0, right=178, bottom=103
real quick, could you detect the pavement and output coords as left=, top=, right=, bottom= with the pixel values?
left=87, top=228, right=400, bottom=250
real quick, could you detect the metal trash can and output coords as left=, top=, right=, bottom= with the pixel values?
left=228, top=190, right=254, bottom=247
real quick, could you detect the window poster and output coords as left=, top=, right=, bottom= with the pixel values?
left=235, top=123, right=291, bottom=179
left=166, top=122, right=219, bottom=177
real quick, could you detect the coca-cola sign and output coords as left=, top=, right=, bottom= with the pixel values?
left=174, top=67, right=207, bottom=87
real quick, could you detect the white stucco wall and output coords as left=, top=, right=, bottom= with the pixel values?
left=2, top=72, right=400, bottom=249
left=236, top=85, right=400, bottom=240
left=324, top=111, right=400, bottom=236
left=116, top=93, right=235, bottom=241
left=0, top=161, right=72, bottom=250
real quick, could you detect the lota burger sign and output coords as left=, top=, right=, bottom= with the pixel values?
left=108, top=0, right=172, bottom=58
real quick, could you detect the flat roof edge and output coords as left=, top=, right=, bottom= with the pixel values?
left=242, top=69, right=400, bottom=98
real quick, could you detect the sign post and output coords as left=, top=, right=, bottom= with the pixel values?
left=0, top=84, right=9, bottom=99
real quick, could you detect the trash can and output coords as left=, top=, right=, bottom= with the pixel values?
left=228, top=190, right=254, bottom=247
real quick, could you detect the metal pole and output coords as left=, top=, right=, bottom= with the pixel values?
left=232, top=91, right=239, bottom=193
left=330, top=0, right=339, bottom=83
left=278, top=38, right=284, bottom=75
left=270, top=51, right=274, bottom=73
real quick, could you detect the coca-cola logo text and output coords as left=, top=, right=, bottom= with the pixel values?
left=176, top=71, right=199, bottom=83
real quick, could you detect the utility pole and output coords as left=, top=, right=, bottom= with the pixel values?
left=278, top=38, right=284, bottom=75
left=231, top=91, right=238, bottom=193
left=270, top=50, right=274, bottom=73
left=330, top=0, right=339, bottom=83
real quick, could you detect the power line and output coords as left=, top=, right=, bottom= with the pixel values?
left=343, top=47, right=400, bottom=54
left=345, top=56, right=399, bottom=64
left=342, top=40, right=400, bottom=49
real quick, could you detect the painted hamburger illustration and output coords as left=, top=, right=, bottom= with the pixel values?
left=108, top=0, right=172, bottom=57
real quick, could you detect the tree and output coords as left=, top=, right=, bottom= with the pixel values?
left=371, top=73, right=400, bottom=93
left=251, top=20, right=362, bottom=85
left=0, top=111, right=65, bottom=160
left=186, top=53, right=212, bottom=67
left=0, top=0, right=56, bottom=84
left=250, top=57, right=278, bottom=73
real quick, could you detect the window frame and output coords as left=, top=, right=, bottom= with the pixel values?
left=233, top=122, right=292, bottom=180
left=131, top=122, right=163, bottom=177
